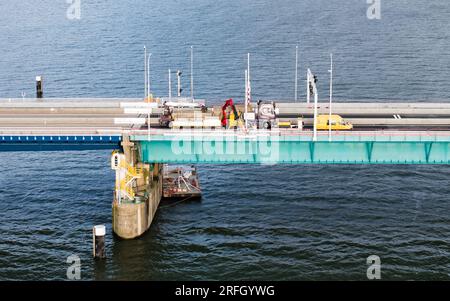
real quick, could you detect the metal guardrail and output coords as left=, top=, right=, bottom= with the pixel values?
left=0, top=128, right=123, bottom=135
left=0, top=134, right=122, bottom=152
left=129, top=129, right=450, bottom=142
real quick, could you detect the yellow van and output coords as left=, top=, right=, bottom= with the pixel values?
left=316, top=115, right=353, bottom=130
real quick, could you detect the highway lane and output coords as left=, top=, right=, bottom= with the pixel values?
left=0, top=116, right=449, bottom=131
left=2, top=99, right=450, bottom=117
left=0, top=99, right=449, bottom=132
left=1, top=102, right=450, bottom=120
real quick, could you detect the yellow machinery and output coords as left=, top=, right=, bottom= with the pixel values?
left=278, top=120, right=292, bottom=128
left=221, top=98, right=246, bottom=130
left=316, top=115, right=353, bottom=130
left=227, top=109, right=240, bottom=128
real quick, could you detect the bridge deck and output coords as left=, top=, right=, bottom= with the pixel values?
left=0, top=99, right=450, bottom=131
left=0, top=99, right=449, bottom=162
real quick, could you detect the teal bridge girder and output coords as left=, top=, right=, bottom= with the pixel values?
left=132, top=131, right=450, bottom=165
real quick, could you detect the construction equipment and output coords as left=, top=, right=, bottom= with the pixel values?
left=221, top=98, right=245, bottom=129
left=158, top=103, right=174, bottom=128
left=277, top=117, right=304, bottom=129
left=158, top=101, right=220, bottom=129
left=162, top=165, right=201, bottom=198
left=171, top=115, right=221, bottom=129
left=171, top=106, right=220, bottom=129
left=255, top=100, right=278, bottom=129
left=316, top=114, right=353, bottom=130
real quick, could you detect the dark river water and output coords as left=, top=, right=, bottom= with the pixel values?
left=1, top=0, right=450, bottom=280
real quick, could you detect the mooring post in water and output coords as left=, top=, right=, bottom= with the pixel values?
left=36, top=76, right=43, bottom=98
left=92, top=225, right=106, bottom=259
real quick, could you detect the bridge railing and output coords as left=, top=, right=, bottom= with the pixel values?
left=128, top=129, right=450, bottom=142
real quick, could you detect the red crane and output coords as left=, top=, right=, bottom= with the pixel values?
left=221, top=98, right=239, bottom=127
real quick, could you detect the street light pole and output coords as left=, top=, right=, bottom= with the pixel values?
left=295, top=45, right=298, bottom=102
left=247, top=52, right=251, bottom=103
left=147, top=53, right=152, bottom=141
left=245, top=69, right=248, bottom=129
left=190, top=46, right=194, bottom=101
left=328, top=53, right=333, bottom=142
left=168, top=69, right=172, bottom=101
left=147, top=53, right=152, bottom=100
left=306, top=70, right=310, bottom=104
left=144, top=46, right=147, bottom=100
left=307, top=69, right=318, bottom=142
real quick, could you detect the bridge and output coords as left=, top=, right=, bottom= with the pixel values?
left=1, top=98, right=449, bottom=163
left=134, top=130, right=450, bottom=164
left=1, top=98, right=449, bottom=239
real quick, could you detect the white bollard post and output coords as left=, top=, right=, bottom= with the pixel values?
left=92, top=225, right=106, bottom=259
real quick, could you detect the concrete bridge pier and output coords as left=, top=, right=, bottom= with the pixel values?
left=111, top=135, right=162, bottom=239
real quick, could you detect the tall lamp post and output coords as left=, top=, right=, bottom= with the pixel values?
left=328, top=53, right=333, bottom=142
left=144, top=46, right=147, bottom=100
left=295, top=45, right=298, bottom=102
left=307, top=69, right=318, bottom=142
left=147, top=53, right=152, bottom=101
left=190, top=46, right=194, bottom=101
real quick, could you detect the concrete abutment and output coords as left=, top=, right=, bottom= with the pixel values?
left=111, top=135, right=162, bottom=239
